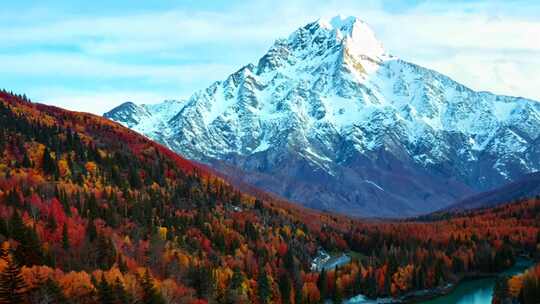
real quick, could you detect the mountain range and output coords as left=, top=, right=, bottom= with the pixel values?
left=105, top=15, right=540, bottom=217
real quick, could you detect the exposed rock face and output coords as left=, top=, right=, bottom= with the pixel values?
left=105, top=16, right=540, bottom=217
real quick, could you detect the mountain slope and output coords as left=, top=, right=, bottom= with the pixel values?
left=1, top=90, right=539, bottom=302
left=446, top=172, right=540, bottom=211
left=105, top=15, right=540, bottom=217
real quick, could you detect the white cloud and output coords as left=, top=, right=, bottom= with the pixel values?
left=1, top=0, right=539, bottom=113
left=34, top=88, right=174, bottom=115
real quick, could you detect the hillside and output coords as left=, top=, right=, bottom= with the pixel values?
left=445, top=172, right=540, bottom=211
left=105, top=15, right=540, bottom=217
left=0, top=90, right=539, bottom=303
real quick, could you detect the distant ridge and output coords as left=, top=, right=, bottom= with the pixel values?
left=445, top=172, right=540, bottom=211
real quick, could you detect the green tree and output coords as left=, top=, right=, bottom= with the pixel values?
left=493, top=277, right=510, bottom=304
left=21, top=151, right=32, bottom=168
left=278, top=273, right=291, bottom=304
left=62, top=223, right=70, bottom=251
left=112, top=277, right=130, bottom=304
left=86, top=219, right=97, bottom=242
left=317, top=269, right=328, bottom=302
left=257, top=271, right=271, bottom=304
left=140, top=269, right=165, bottom=304
left=42, top=147, right=57, bottom=176
left=0, top=254, right=27, bottom=304
left=97, top=275, right=114, bottom=304
left=44, top=278, right=67, bottom=304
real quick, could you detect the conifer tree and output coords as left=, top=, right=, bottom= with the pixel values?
left=0, top=254, right=27, bottom=303
left=87, top=219, right=97, bottom=242
left=97, top=275, right=114, bottom=304
left=112, top=277, right=130, bottom=304
left=41, top=278, right=67, bottom=304
left=21, top=151, right=32, bottom=168
left=140, top=269, right=165, bottom=304
left=317, top=268, right=328, bottom=302
left=62, top=223, right=70, bottom=251
left=42, top=147, right=57, bottom=176
left=257, top=270, right=271, bottom=304
left=278, top=273, right=291, bottom=304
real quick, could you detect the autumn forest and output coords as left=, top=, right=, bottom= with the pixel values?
left=0, top=90, right=539, bottom=304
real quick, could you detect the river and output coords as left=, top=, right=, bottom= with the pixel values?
left=346, top=258, right=534, bottom=304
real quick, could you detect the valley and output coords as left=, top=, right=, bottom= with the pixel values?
left=0, top=90, right=538, bottom=303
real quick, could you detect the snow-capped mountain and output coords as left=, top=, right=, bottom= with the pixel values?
left=105, top=16, right=540, bottom=217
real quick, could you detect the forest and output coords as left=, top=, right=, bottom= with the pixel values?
left=0, top=90, right=539, bottom=303
left=493, top=263, right=540, bottom=304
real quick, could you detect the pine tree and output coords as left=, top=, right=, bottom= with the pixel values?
left=332, top=268, right=343, bottom=303
left=317, top=268, right=328, bottom=302
left=257, top=270, right=271, bottom=304
left=493, top=277, right=510, bottom=304
left=140, top=269, right=165, bottom=304
left=96, top=235, right=116, bottom=270
left=17, top=225, right=44, bottom=266
left=8, top=211, right=25, bottom=241
left=97, top=275, right=114, bottom=304
left=112, top=277, right=130, bottom=304
left=42, top=147, right=57, bottom=176
left=62, top=223, right=70, bottom=251
left=278, top=273, right=291, bottom=304
left=21, top=151, right=32, bottom=168
left=47, top=214, right=57, bottom=231
left=43, top=278, right=67, bottom=304
left=129, top=168, right=142, bottom=189
left=0, top=254, right=27, bottom=303
left=229, top=267, right=244, bottom=290
left=87, top=219, right=97, bottom=242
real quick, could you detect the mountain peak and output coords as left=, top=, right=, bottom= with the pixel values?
left=317, top=15, right=386, bottom=59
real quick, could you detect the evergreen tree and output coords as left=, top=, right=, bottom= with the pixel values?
left=332, top=268, right=343, bottom=303
left=0, top=254, right=27, bottom=303
left=229, top=267, right=244, bottom=290
left=62, top=223, right=70, bottom=251
left=493, top=277, right=510, bottom=304
left=47, top=214, right=57, bottom=231
left=225, top=267, right=245, bottom=303
left=9, top=212, right=43, bottom=266
left=21, top=151, right=32, bottom=168
left=42, top=147, right=57, bottom=176
left=278, top=273, right=291, bottom=304
left=43, top=278, right=67, bottom=304
left=7, top=211, right=25, bottom=242
left=522, top=274, right=540, bottom=304
left=140, top=269, right=165, bottom=304
left=87, top=219, right=97, bottom=242
left=18, top=225, right=43, bottom=266
left=129, top=168, right=142, bottom=189
left=96, top=235, right=116, bottom=270
left=97, top=275, right=114, bottom=304
left=257, top=270, right=271, bottom=304
left=317, top=268, right=328, bottom=302
left=112, top=277, right=130, bottom=304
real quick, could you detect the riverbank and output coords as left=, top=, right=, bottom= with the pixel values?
left=346, top=258, right=535, bottom=304
left=404, top=258, right=535, bottom=303
left=400, top=272, right=502, bottom=303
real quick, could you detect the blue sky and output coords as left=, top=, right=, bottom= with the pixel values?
left=1, top=0, right=539, bottom=114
